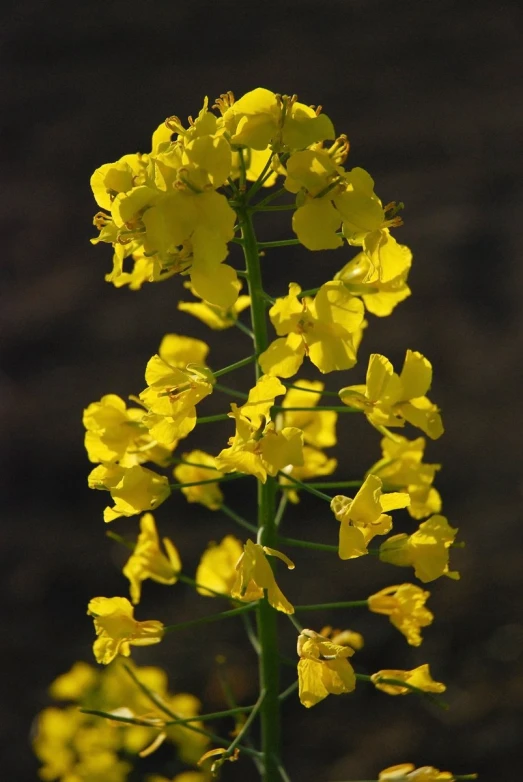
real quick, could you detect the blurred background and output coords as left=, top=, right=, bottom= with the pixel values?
left=1, top=0, right=522, bottom=779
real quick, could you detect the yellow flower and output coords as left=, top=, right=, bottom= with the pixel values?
left=379, top=764, right=460, bottom=781
left=331, top=474, right=410, bottom=559
left=140, top=346, right=214, bottom=444
left=221, top=87, right=335, bottom=151
left=123, top=513, right=181, bottom=604
left=231, top=539, right=295, bottom=614
left=368, top=435, right=442, bottom=519
left=334, top=234, right=412, bottom=317
left=339, top=350, right=444, bottom=439
left=195, top=535, right=243, bottom=597
left=88, top=463, right=171, bottom=523
left=216, top=375, right=304, bottom=482
left=87, top=596, right=164, bottom=665
left=178, top=283, right=250, bottom=330
left=368, top=583, right=433, bottom=646
left=83, top=394, right=175, bottom=467
left=173, top=450, right=224, bottom=510
left=379, top=515, right=460, bottom=583
left=371, top=664, right=446, bottom=696
left=259, top=281, right=364, bottom=377
left=297, top=629, right=356, bottom=708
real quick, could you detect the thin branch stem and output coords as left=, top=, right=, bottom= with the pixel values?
left=278, top=680, right=298, bottom=702
left=221, top=503, right=257, bottom=533
left=281, top=480, right=362, bottom=490
left=196, top=413, right=231, bottom=424
left=276, top=536, right=338, bottom=553
left=234, top=319, right=255, bottom=339
left=163, top=603, right=257, bottom=634
left=273, top=492, right=289, bottom=529
left=170, top=473, right=244, bottom=490
left=214, top=382, right=249, bottom=399
left=213, top=354, right=257, bottom=378
left=294, top=600, right=368, bottom=612
left=274, top=406, right=358, bottom=413
left=277, top=471, right=333, bottom=503
left=282, top=383, right=340, bottom=397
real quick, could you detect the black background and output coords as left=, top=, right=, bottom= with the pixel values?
left=1, top=1, right=522, bottom=779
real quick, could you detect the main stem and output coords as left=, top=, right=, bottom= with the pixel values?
left=239, top=203, right=281, bottom=782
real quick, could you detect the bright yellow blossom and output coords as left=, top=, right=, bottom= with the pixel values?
left=216, top=375, right=304, bottom=482
left=369, top=435, right=442, bottom=519
left=220, top=87, right=335, bottom=152
left=334, top=234, right=412, bottom=317
left=87, top=596, right=164, bottom=665
left=331, top=474, right=410, bottom=559
left=88, top=463, right=171, bottom=522
left=371, top=663, right=446, bottom=696
left=139, top=350, right=214, bottom=445
left=339, top=350, right=444, bottom=439
left=123, top=513, right=181, bottom=604
left=297, top=628, right=356, bottom=708
left=379, top=764, right=459, bottom=781
left=173, top=450, right=224, bottom=510
left=259, top=281, right=364, bottom=377
left=379, top=515, right=460, bottom=583
left=231, top=539, right=295, bottom=614
left=83, top=394, right=175, bottom=467
left=195, top=535, right=244, bottom=597
left=158, top=333, right=209, bottom=367
left=368, top=583, right=433, bottom=646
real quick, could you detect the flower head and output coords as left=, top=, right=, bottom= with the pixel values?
left=371, top=664, right=446, bottom=696
left=339, top=350, right=444, bottom=439
left=259, top=281, right=364, bottom=377
left=378, top=764, right=461, bottom=781
left=87, top=597, right=164, bottom=664
left=88, top=464, right=171, bottom=523
left=216, top=375, right=304, bottom=482
left=331, top=474, right=410, bottom=559
left=123, top=513, right=181, bottom=604
left=368, top=435, right=441, bottom=519
left=379, top=515, right=460, bottom=583
left=297, top=628, right=356, bottom=708
left=231, top=540, right=295, bottom=614
left=368, top=583, right=433, bottom=646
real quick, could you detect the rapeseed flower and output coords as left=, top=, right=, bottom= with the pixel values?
left=87, top=597, right=164, bottom=664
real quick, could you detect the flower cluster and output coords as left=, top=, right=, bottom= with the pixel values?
left=33, top=87, right=474, bottom=782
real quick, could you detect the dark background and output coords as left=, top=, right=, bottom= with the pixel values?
left=1, top=1, right=522, bottom=779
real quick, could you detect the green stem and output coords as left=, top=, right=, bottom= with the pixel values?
left=196, top=413, right=231, bottom=424
left=281, top=480, right=362, bottom=490
left=119, top=665, right=254, bottom=751
left=295, top=600, right=368, bottom=612
left=221, top=503, right=258, bottom=533
left=246, top=153, right=274, bottom=201
left=213, top=354, right=257, bottom=378
left=223, top=688, right=266, bottom=760
left=282, top=383, right=340, bottom=397
left=277, top=536, right=338, bottom=553
left=277, top=471, right=332, bottom=502
left=253, top=186, right=288, bottom=209
left=234, top=319, right=255, bottom=339
left=257, top=238, right=301, bottom=248
left=239, top=201, right=281, bottom=782
left=278, top=680, right=298, bottom=702
left=215, top=382, right=249, bottom=399
left=163, top=603, right=256, bottom=634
